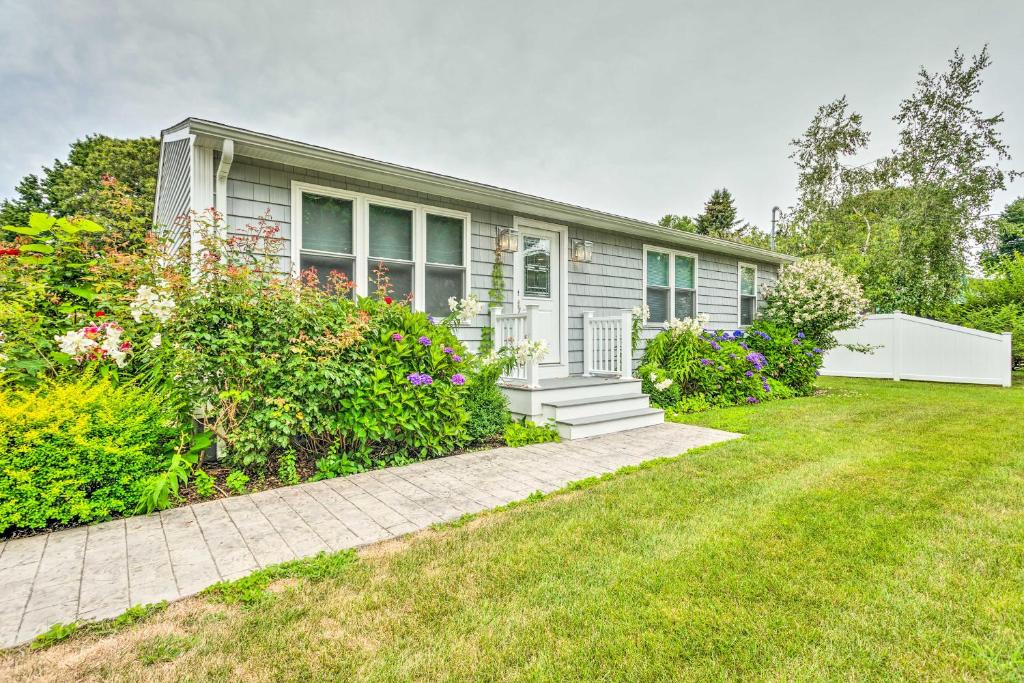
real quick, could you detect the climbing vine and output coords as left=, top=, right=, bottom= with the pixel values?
left=480, top=246, right=505, bottom=353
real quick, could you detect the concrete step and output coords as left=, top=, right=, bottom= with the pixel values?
left=541, top=394, right=651, bottom=421
left=556, top=407, right=665, bottom=440
left=502, top=377, right=643, bottom=420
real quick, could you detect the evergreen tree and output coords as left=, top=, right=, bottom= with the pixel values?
left=695, top=188, right=748, bottom=238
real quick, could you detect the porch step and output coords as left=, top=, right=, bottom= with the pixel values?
left=541, top=394, right=651, bottom=421
left=555, top=407, right=665, bottom=440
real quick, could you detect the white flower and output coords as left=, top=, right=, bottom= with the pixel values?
left=149, top=333, right=162, bottom=349
left=665, top=313, right=709, bottom=338
left=631, top=304, right=651, bottom=322
left=449, top=294, right=483, bottom=325
left=654, top=378, right=673, bottom=391
left=510, top=338, right=549, bottom=364
left=131, top=284, right=177, bottom=323
left=54, top=329, right=98, bottom=356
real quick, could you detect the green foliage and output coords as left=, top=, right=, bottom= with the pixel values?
left=193, top=469, right=216, bottom=499
left=135, top=431, right=213, bottom=514
left=479, top=249, right=506, bottom=354
left=30, top=601, right=168, bottom=650
left=0, top=374, right=184, bottom=535
left=786, top=48, right=1016, bottom=316
left=30, top=622, right=78, bottom=649
left=165, top=214, right=470, bottom=471
left=938, top=253, right=1024, bottom=367
left=225, top=470, right=250, bottom=495
left=137, top=634, right=195, bottom=665
left=204, top=550, right=356, bottom=606
left=504, top=419, right=560, bottom=447
left=983, top=197, right=1024, bottom=266
left=657, top=214, right=697, bottom=233
left=277, top=449, right=299, bottom=485
left=695, top=188, right=745, bottom=239
left=639, top=322, right=822, bottom=412
left=0, top=135, right=159, bottom=253
left=461, top=356, right=512, bottom=442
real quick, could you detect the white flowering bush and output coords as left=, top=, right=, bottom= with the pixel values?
left=630, top=304, right=650, bottom=351
left=511, top=338, right=549, bottom=365
left=759, top=257, right=868, bottom=349
left=130, top=284, right=176, bottom=323
left=54, top=322, right=133, bottom=368
left=665, top=313, right=709, bottom=338
left=448, top=294, right=484, bottom=326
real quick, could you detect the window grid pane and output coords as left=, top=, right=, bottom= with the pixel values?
left=372, top=260, right=413, bottom=302
left=647, top=287, right=670, bottom=324
left=740, top=266, right=757, bottom=296
left=426, top=214, right=464, bottom=266
left=425, top=266, right=464, bottom=317
left=675, top=255, right=695, bottom=290
left=523, top=236, right=551, bottom=298
left=302, top=194, right=353, bottom=254
left=299, top=253, right=354, bottom=293
left=646, top=251, right=669, bottom=287
left=740, top=295, right=756, bottom=325
left=369, top=204, right=413, bottom=261
left=674, top=290, right=695, bottom=320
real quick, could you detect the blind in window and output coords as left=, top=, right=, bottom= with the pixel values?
left=675, top=254, right=695, bottom=290
left=369, top=204, right=413, bottom=261
left=302, top=194, right=353, bottom=254
left=426, top=214, right=463, bottom=265
left=647, top=251, right=669, bottom=287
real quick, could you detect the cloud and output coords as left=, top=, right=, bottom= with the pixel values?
left=1, top=0, right=1021, bottom=225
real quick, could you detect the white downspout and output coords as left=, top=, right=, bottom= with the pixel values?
left=214, top=138, right=234, bottom=238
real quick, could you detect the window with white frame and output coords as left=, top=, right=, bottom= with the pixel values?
left=738, top=262, right=758, bottom=326
left=293, top=183, right=468, bottom=316
left=644, top=246, right=698, bottom=324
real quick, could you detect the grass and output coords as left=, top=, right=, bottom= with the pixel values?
left=3, top=376, right=1023, bottom=681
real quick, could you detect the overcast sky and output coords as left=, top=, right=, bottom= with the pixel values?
left=2, top=0, right=1022, bottom=229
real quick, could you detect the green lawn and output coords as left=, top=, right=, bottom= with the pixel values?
left=6, top=377, right=1024, bottom=682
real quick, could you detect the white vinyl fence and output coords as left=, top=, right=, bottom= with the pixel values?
left=821, top=312, right=1012, bottom=387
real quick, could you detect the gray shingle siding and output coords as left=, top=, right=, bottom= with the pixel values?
left=212, top=154, right=779, bottom=365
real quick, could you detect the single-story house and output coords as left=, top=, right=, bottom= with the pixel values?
left=154, top=119, right=795, bottom=438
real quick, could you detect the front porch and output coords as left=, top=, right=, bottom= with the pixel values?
left=491, top=305, right=663, bottom=439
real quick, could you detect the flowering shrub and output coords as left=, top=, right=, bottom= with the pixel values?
left=0, top=374, right=183, bottom=535
left=164, top=211, right=472, bottom=471
left=638, top=315, right=822, bottom=410
left=759, top=257, right=869, bottom=349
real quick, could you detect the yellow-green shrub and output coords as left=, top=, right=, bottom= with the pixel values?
left=0, top=376, right=182, bottom=535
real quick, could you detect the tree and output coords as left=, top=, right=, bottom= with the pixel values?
left=657, top=214, right=697, bottom=232
left=695, top=188, right=745, bottom=238
left=983, top=197, right=1024, bottom=267
left=787, top=47, right=1016, bottom=316
left=0, top=135, right=159, bottom=252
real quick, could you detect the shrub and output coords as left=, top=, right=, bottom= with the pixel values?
left=504, top=420, right=560, bottom=447
left=164, top=212, right=471, bottom=471
left=461, top=357, right=512, bottom=443
left=744, top=321, right=824, bottom=396
left=639, top=316, right=823, bottom=411
left=938, top=254, right=1024, bottom=367
left=225, top=471, right=249, bottom=495
left=759, top=257, right=869, bottom=350
left=193, top=469, right=216, bottom=499
left=0, top=375, right=183, bottom=535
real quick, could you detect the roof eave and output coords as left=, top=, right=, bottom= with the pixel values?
left=176, top=118, right=797, bottom=265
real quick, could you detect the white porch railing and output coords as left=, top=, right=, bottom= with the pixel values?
left=490, top=304, right=540, bottom=388
left=582, top=310, right=633, bottom=378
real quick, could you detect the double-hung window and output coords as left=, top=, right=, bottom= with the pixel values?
left=738, top=262, right=758, bottom=326
left=293, top=182, right=468, bottom=314
left=643, top=246, right=698, bottom=325
left=298, top=193, right=355, bottom=291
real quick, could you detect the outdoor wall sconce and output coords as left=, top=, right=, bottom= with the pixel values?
left=570, top=238, right=593, bottom=263
left=497, top=227, right=519, bottom=253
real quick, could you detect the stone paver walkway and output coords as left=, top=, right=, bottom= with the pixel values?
left=0, top=422, right=738, bottom=648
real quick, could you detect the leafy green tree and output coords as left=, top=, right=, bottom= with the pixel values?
left=0, top=135, right=159, bottom=252
left=787, top=47, right=1016, bottom=316
left=657, top=214, right=697, bottom=232
left=983, top=197, right=1024, bottom=267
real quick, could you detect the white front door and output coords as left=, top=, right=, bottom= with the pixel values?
left=514, top=223, right=563, bottom=367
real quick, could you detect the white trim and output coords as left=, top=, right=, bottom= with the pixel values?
left=641, top=244, right=699, bottom=326
left=513, top=216, right=569, bottom=376
left=290, top=180, right=469, bottom=308
left=737, top=261, right=758, bottom=327
left=214, top=139, right=234, bottom=230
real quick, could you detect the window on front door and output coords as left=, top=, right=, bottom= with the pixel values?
left=523, top=236, right=552, bottom=298
left=644, top=247, right=698, bottom=324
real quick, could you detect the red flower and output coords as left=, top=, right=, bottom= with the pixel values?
left=94, top=311, right=106, bottom=317
left=1, top=247, right=20, bottom=256
left=384, top=297, right=393, bottom=304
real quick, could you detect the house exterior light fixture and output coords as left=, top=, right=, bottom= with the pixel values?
left=570, top=238, right=593, bottom=263
left=497, top=227, right=519, bottom=253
